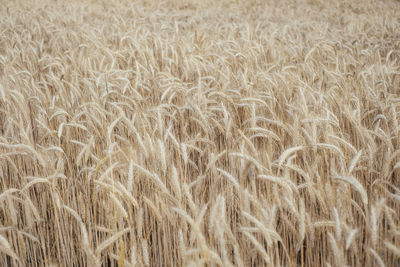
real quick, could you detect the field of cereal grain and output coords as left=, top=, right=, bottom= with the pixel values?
left=0, top=0, right=399, bottom=266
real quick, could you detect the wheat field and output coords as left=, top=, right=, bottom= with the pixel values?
left=0, top=0, right=399, bottom=266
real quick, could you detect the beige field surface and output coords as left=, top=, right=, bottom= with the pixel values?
left=0, top=0, right=399, bottom=266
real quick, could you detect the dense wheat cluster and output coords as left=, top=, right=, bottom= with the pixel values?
left=0, top=0, right=399, bottom=266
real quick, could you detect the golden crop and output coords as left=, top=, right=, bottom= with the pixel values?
left=0, top=0, right=399, bottom=266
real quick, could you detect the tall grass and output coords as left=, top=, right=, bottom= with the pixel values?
left=0, top=0, right=399, bottom=266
